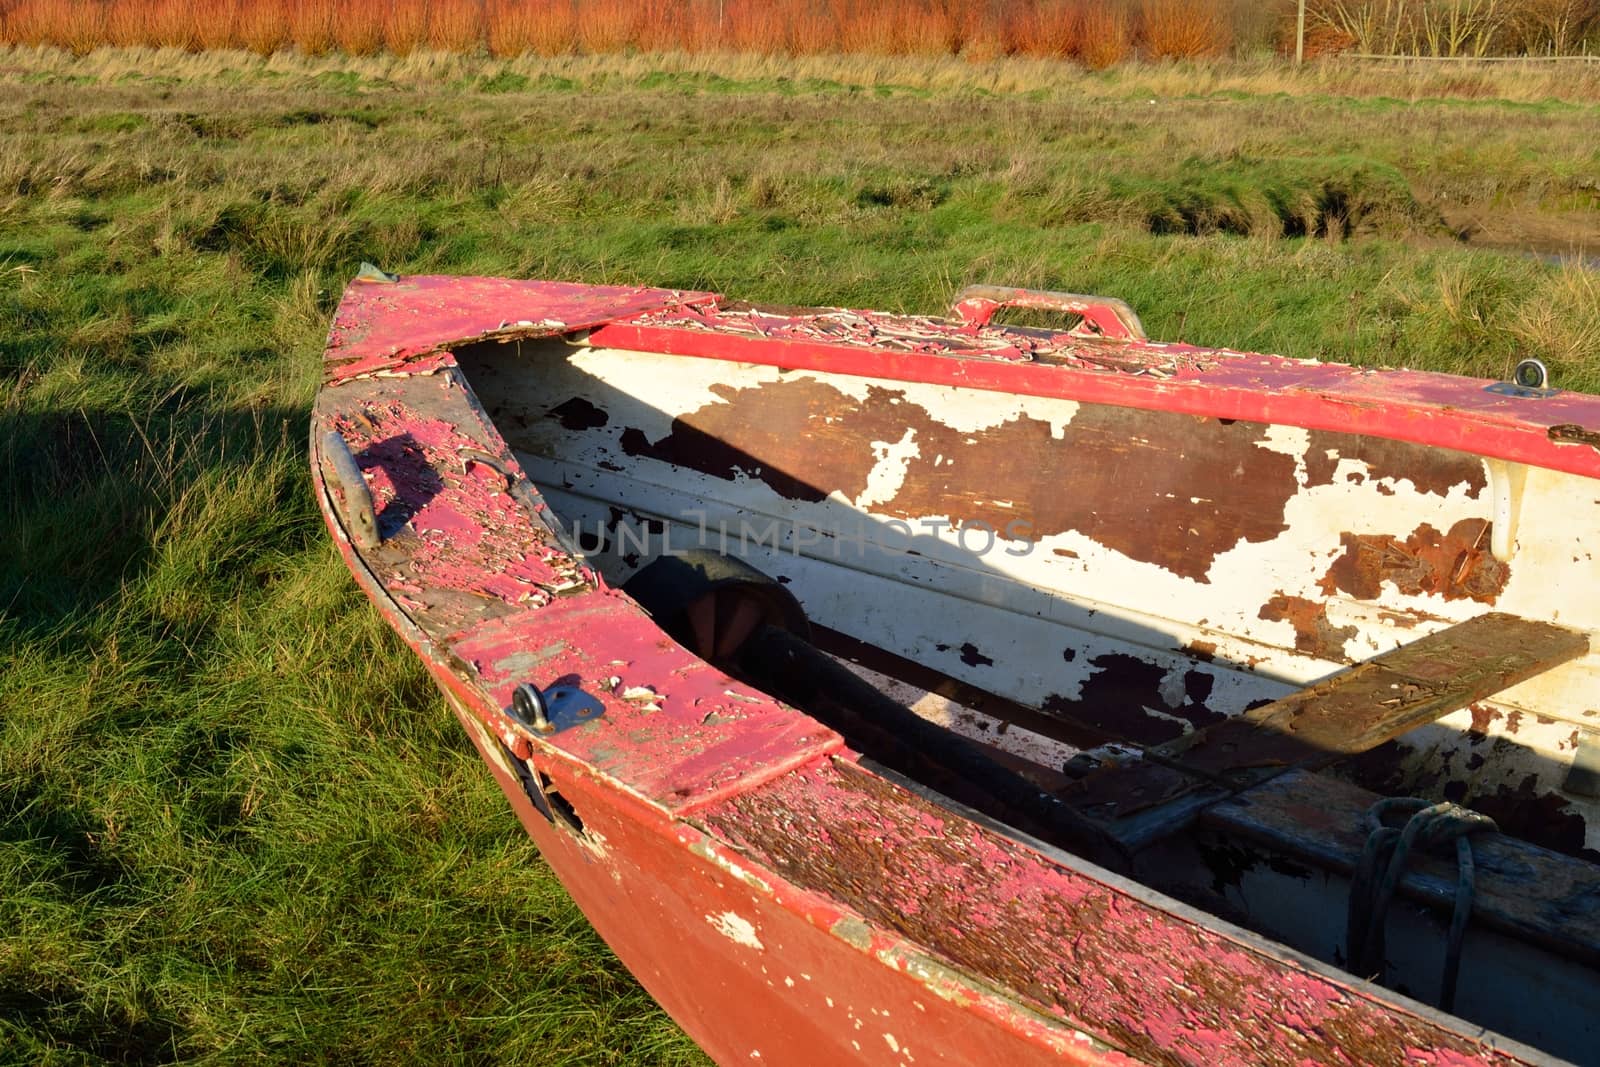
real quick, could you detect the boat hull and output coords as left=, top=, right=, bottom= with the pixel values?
left=312, top=274, right=1600, bottom=1066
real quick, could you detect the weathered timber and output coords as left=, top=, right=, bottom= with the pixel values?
left=1063, top=612, right=1589, bottom=852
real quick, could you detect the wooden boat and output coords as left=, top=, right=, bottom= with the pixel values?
left=312, top=272, right=1600, bottom=1066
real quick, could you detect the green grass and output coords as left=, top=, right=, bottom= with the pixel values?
left=2, top=46, right=1598, bottom=1064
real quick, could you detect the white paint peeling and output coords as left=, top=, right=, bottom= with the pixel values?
left=855, top=428, right=920, bottom=509
left=706, top=911, right=764, bottom=951
left=575, top=826, right=610, bottom=860
left=517, top=344, right=1600, bottom=849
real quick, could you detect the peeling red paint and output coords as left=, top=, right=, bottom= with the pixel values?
left=325, top=384, right=581, bottom=632
left=702, top=758, right=1532, bottom=1067
left=593, top=304, right=1600, bottom=482
left=452, top=600, right=841, bottom=813
left=325, top=275, right=714, bottom=382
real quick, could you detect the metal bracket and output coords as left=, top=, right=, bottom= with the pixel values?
left=506, top=681, right=604, bottom=736
left=1484, top=382, right=1561, bottom=399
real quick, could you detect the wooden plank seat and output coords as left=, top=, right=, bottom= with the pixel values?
left=1059, top=612, right=1590, bottom=854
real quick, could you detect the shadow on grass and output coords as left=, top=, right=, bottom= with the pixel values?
left=1, top=398, right=312, bottom=640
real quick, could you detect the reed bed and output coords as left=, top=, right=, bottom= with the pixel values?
left=0, top=0, right=1317, bottom=61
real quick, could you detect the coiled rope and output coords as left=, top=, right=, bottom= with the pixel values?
left=1346, top=797, right=1497, bottom=1012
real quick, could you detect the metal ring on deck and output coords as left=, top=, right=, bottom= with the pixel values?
left=1514, top=358, right=1550, bottom=390
left=510, top=682, right=554, bottom=734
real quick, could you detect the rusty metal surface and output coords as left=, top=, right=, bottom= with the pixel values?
left=700, top=757, right=1539, bottom=1067
left=1318, top=520, right=1509, bottom=603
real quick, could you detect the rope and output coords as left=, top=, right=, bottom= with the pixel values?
left=1346, top=797, right=1497, bottom=1013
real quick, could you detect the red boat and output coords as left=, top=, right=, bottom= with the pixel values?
left=312, top=272, right=1600, bottom=1066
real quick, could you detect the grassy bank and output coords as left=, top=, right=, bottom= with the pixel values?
left=1, top=47, right=1597, bottom=1064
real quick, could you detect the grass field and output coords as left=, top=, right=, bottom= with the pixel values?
left=1, top=44, right=1598, bottom=1064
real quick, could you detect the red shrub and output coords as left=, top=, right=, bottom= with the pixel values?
left=724, top=0, right=787, bottom=54
left=1139, top=0, right=1229, bottom=58
left=232, top=3, right=285, bottom=53
left=6, top=0, right=107, bottom=52
left=289, top=0, right=336, bottom=56
left=1077, top=0, right=1130, bottom=67
left=192, top=0, right=242, bottom=50
left=1025, top=0, right=1082, bottom=58
left=331, top=0, right=386, bottom=55
left=488, top=0, right=577, bottom=55
left=384, top=0, right=429, bottom=54
left=576, top=0, right=637, bottom=52
left=429, top=0, right=483, bottom=52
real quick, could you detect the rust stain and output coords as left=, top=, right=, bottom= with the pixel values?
left=1301, top=431, right=1486, bottom=498
left=1317, top=518, right=1509, bottom=603
left=1468, top=703, right=1504, bottom=737
left=620, top=378, right=1300, bottom=582
left=1257, top=594, right=1357, bottom=661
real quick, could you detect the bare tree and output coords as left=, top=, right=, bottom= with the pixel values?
left=1507, top=0, right=1600, bottom=54
left=1417, top=0, right=1512, bottom=56
left=1308, top=0, right=1412, bottom=52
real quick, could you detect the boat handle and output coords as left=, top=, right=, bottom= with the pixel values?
left=318, top=430, right=380, bottom=550
left=950, top=284, right=1146, bottom=341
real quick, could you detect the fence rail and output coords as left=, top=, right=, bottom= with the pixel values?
left=1338, top=52, right=1600, bottom=65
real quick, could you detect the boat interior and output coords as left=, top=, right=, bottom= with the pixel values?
left=454, top=329, right=1600, bottom=1062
